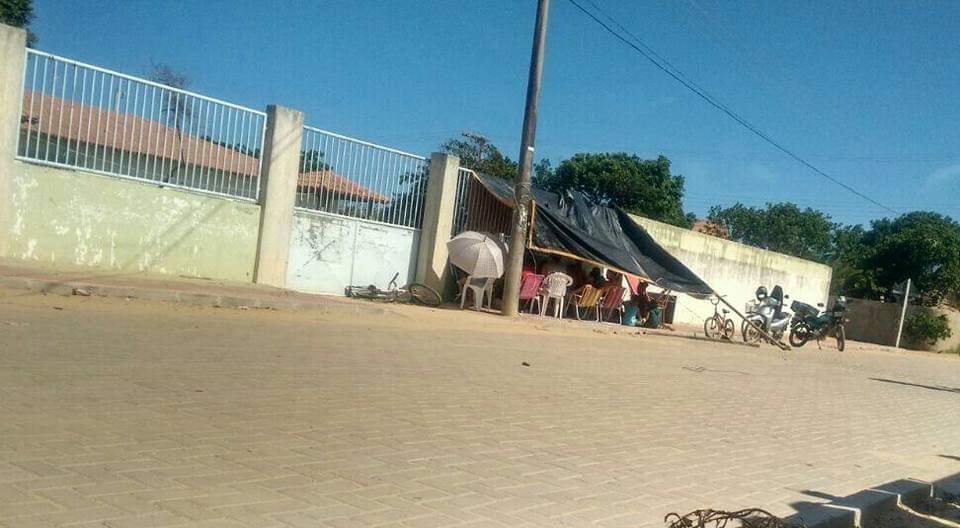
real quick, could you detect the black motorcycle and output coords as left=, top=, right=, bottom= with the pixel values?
left=788, top=296, right=848, bottom=351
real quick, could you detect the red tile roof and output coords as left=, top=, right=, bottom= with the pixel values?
left=297, top=170, right=390, bottom=203
left=21, top=92, right=389, bottom=203
left=20, top=91, right=259, bottom=176
left=692, top=219, right=729, bottom=239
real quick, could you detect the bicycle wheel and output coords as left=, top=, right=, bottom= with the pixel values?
left=407, top=283, right=442, bottom=307
left=722, top=319, right=735, bottom=340
left=742, top=319, right=764, bottom=344
left=835, top=324, right=845, bottom=352
left=703, top=316, right=720, bottom=339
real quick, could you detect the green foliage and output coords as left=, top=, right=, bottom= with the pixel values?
left=707, top=202, right=836, bottom=262
left=855, top=212, right=960, bottom=305
left=905, top=311, right=953, bottom=345
left=0, top=0, right=36, bottom=46
left=299, top=149, right=329, bottom=172
left=440, top=134, right=518, bottom=181
left=533, top=158, right=554, bottom=185
left=542, top=153, right=693, bottom=228
left=826, top=224, right=872, bottom=296
left=707, top=205, right=960, bottom=303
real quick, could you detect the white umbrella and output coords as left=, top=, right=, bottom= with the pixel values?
left=447, top=231, right=506, bottom=278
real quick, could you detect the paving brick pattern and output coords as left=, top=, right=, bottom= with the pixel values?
left=1, top=292, right=958, bottom=527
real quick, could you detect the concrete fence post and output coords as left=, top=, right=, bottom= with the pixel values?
left=0, top=24, right=27, bottom=253
left=254, top=105, right=303, bottom=288
left=415, top=153, right=460, bottom=296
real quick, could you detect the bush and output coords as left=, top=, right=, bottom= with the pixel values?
left=905, top=312, right=953, bottom=345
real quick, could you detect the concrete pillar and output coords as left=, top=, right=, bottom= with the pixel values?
left=415, top=153, right=460, bottom=296
left=0, top=24, right=27, bottom=254
left=254, top=105, right=303, bottom=287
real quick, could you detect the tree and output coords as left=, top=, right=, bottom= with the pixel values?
left=826, top=224, right=871, bottom=295
left=149, top=63, right=192, bottom=182
left=533, top=158, right=554, bottom=185
left=440, top=133, right=518, bottom=180
left=300, top=149, right=330, bottom=172
left=1, top=0, right=37, bottom=46
left=542, top=153, right=694, bottom=228
left=858, top=211, right=960, bottom=305
left=707, top=202, right=836, bottom=262
left=149, top=62, right=191, bottom=130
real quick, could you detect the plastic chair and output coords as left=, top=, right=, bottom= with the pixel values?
left=566, top=284, right=604, bottom=321
left=518, top=273, right=545, bottom=314
left=460, top=275, right=495, bottom=311
left=540, top=272, right=573, bottom=318
left=599, top=286, right=626, bottom=324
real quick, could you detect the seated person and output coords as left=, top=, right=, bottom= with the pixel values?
left=567, top=262, right=587, bottom=290
left=600, top=270, right=622, bottom=291
left=540, top=255, right=566, bottom=277
left=587, top=267, right=606, bottom=288
left=630, top=281, right=653, bottom=322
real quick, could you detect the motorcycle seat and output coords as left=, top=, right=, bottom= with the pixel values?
left=721, top=309, right=729, bottom=314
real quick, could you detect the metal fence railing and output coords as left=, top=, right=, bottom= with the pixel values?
left=297, top=125, right=429, bottom=229
left=452, top=167, right=475, bottom=235
left=17, top=49, right=266, bottom=201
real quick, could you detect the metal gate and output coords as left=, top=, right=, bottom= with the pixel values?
left=285, top=127, right=429, bottom=294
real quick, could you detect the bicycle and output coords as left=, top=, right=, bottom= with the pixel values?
left=345, top=272, right=442, bottom=307
left=703, top=295, right=735, bottom=340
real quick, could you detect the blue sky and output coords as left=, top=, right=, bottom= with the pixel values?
left=31, top=0, right=960, bottom=226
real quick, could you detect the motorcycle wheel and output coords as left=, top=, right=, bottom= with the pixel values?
left=722, top=319, right=735, bottom=340
left=704, top=316, right=720, bottom=339
left=835, top=325, right=845, bottom=352
left=789, top=322, right=811, bottom=348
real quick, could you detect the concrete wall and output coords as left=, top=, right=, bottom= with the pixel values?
left=286, top=210, right=420, bottom=295
left=1, top=161, right=260, bottom=281
left=845, top=298, right=960, bottom=353
left=0, top=25, right=26, bottom=252
left=629, top=214, right=833, bottom=327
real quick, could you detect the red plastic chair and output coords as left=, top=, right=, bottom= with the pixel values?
left=518, top=273, right=546, bottom=314
left=599, top=286, right=626, bottom=323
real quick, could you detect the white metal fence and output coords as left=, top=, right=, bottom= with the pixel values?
left=17, top=49, right=266, bottom=201
left=297, top=125, right=429, bottom=229
left=452, top=167, right=475, bottom=235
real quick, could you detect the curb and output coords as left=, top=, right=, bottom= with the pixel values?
left=0, top=275, right=389, bottom=317
left=784, top=478, right=933, bottom=528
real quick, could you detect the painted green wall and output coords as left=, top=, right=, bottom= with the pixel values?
left=2, top=161, right=260, bottom=282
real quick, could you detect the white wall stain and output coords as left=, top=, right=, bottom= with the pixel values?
left=10, top=174, right=38, bottom=236
left=23, top=239, right=37, bottom=260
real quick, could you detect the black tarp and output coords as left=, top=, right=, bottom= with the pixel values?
left=474, top=173, right=713, bottom=295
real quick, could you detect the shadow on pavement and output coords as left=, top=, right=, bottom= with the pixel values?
left=869, top=377, right=960, bottom=394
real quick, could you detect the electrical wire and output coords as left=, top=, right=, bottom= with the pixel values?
left=566, top=0, right=900, bottom=215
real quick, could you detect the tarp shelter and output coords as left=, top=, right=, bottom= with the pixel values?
left=463, top=173, right=713, bottom=296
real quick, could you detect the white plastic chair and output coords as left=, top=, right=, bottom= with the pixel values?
left=460, top=276, right=495, bottom=311
left=540, top=272, right=573, bottom=317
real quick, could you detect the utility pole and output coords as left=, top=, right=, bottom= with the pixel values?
left=502, top=0, right=550, bottom=317
left=895, top=278, right=911, bottom=349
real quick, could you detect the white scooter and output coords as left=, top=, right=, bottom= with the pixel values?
left=742, top=285, right=793, bottom=345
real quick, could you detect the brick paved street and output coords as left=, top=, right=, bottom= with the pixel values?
left=1, top=290, right=958, bottom=527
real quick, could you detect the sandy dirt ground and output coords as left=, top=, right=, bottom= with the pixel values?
left=1, top=289, right=958, bottom=527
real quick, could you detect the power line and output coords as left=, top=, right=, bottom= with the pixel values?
left=566, top=0, right=900, bottom=215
